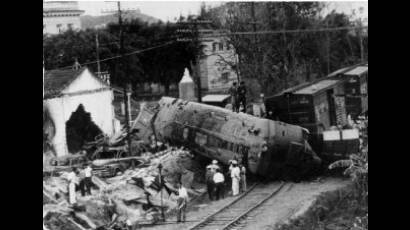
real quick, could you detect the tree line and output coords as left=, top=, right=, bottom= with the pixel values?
left=43, top=19, right=198, bottom=95
left=198, top=2, right=368, bottom=100
left=43, top=2, right=367, bottom=100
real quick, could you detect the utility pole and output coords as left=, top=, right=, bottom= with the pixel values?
left=358, top=19, right=364, bottom=63
left=112, top=1, right=133, bottom=156
left=95, top=32, right=101, bottom=77
left=326, top=15, right=331, bottom=75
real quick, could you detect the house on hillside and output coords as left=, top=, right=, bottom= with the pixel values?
left=43, top=67, right=119, bottom=157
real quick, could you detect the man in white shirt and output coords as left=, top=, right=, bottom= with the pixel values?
left=176, top=183, right=188, bottom=223
left=83, top=164, right=93, bottom=196
left=230, top=161, right=241, bottom=196
left=213, top=168, right=225, bottom=200
left=67, top=167, right=79, bottom=205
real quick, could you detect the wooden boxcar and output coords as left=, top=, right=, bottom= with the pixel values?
left=265, top=78, right=347, bottom=153
left=341, top=65, right=368, bottom=119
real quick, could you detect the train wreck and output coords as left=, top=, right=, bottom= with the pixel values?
left=132, top=97, right=322, bottom=181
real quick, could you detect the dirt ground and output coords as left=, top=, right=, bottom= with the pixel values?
left=137, top=177, right=350, bottom=230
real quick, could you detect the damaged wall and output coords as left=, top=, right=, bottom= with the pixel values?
left=44, top=69, right=117, bottom=157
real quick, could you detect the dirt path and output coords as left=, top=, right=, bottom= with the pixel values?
left=240, top=177, right=350, bottom=230
left=138, top=177, right=350, bottom=230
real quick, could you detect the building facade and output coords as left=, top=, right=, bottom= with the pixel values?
left=43, top=67, right=117, bottom=157
left=198, top=30, right=239, bottom=93
left=43, top=1, right=84, bottom=35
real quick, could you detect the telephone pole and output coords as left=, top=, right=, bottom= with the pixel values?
left=107, top=1, right=133, bottom=156
left=95, top=32, right=101, bottom=77
left=358, top=19, right=365, bottom=63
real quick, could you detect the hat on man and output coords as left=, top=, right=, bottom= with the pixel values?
left=212, top=160, right=218, bottom=164
left=232, top=160, right=238, bottom=165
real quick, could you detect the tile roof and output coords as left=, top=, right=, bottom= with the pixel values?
left=44, top=67, right=86, bottom=98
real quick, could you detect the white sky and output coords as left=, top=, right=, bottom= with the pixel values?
left=73, top=1, right=368, bottom=22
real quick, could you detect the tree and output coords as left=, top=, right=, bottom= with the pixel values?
left=198, top=2, right=367, bottom=100
left=43, top=20, right=199, bottom=95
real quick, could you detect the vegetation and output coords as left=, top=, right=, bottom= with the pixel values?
left=43, top=19, right=198, bottom=95
left=198, top=2, right=368, bottom=100
left=43, top=2, right=368, bottom=100
left=275, top=122, right=368, bottom=230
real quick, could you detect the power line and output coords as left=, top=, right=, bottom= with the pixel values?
left=50, top=41, right=176, bottom=71
left=198, top=26, right=367, bottom=38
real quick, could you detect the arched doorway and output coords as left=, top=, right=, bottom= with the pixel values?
left=66, top=104, right=102, bottom=154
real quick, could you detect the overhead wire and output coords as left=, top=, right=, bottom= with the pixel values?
left=50, top=40, right=176, bottom=70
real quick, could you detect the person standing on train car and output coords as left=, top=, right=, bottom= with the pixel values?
left=229, top=82, right=239, bottom=112
left=238, top=81, right=247, bottom=113
left=230, top=160, right=241, bottom=196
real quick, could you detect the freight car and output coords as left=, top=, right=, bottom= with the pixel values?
left=265, top=63, right=368, bottom=154
left=132, top=97, right=322, bottom=181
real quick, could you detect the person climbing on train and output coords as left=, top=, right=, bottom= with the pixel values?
left=229, top=82, right=239, bottom=112
left=213, top=168, right=225, bottom=200
left=230, top=160, right=241, bottom=196
left=237, top=81, right=247, bottom=113
left=205, top=165, right=215, bottom=201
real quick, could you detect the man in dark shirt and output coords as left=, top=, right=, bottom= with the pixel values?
left=229, top=82, right=239, bottom=112
left=237, top=81, right=247, bottom=113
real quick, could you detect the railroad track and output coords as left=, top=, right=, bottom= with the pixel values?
left=187, top=182, right=291, bottom=230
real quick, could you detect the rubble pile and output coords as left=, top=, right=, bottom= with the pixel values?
left=43, top=147, right=200, bottom=229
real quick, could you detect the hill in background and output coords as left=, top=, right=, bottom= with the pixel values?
left=80, top=10, right=161, bottom=29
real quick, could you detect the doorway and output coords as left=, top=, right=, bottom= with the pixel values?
left=66, top=104, right=102, bottom=154
left=326, top=89, right=337, bottom=126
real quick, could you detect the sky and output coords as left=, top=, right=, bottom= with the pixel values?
left=75, top=1, right=368, bottom=23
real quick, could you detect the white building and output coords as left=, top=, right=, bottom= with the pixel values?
left=43, top=67, right=117, bottom=157
left=43, top=1, right=84, bottom=35
left=198, top=30, right=239, bottom=93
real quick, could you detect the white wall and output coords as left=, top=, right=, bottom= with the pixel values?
left=43, top=15, right=82, bottom=35
left=44, top=70, right=116, bottom=157
left=200, top=37, right=238, bottom=92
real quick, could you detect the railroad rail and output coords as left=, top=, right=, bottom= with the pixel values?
left=187, top=182, right=290, bottom=230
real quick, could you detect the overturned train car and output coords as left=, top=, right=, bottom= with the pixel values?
left=133, top=97, right=322, bottom=180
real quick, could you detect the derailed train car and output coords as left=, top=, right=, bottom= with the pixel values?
left=133, top=97, right=322, bottom=180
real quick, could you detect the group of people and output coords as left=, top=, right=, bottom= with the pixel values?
left=229, top=81, right=247, bottom=113
left=66, top=163, right=94, bottom=205
left=205, top=159, right=247, bottom=201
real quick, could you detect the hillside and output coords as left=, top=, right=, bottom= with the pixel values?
left=80, top=11, right=161, bottom=29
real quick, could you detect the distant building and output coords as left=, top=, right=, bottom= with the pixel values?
left=198, top=30, right=239, bottom=94
left=43, top=1, right=84, bottom=35
left=43, top=67, right=118, bottom=157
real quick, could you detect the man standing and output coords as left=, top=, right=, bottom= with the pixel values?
left=176, top=183, right=188, bottom=223
left=239, top=164, right=247, bottom=193
left=230, top=161, right=241, bottom=196
left=205, top=166, right=215, bottom=201
left=238, top=81, right=247, bottom=113
left=213, top=168, right=225, bottom=200
left=229, top=82, right=239, bottom=112
left=84, top=163, right=93, bottom=196
left=78, top=166, right=86, bottom=197
left=67, top=167, right=79, bottom=205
